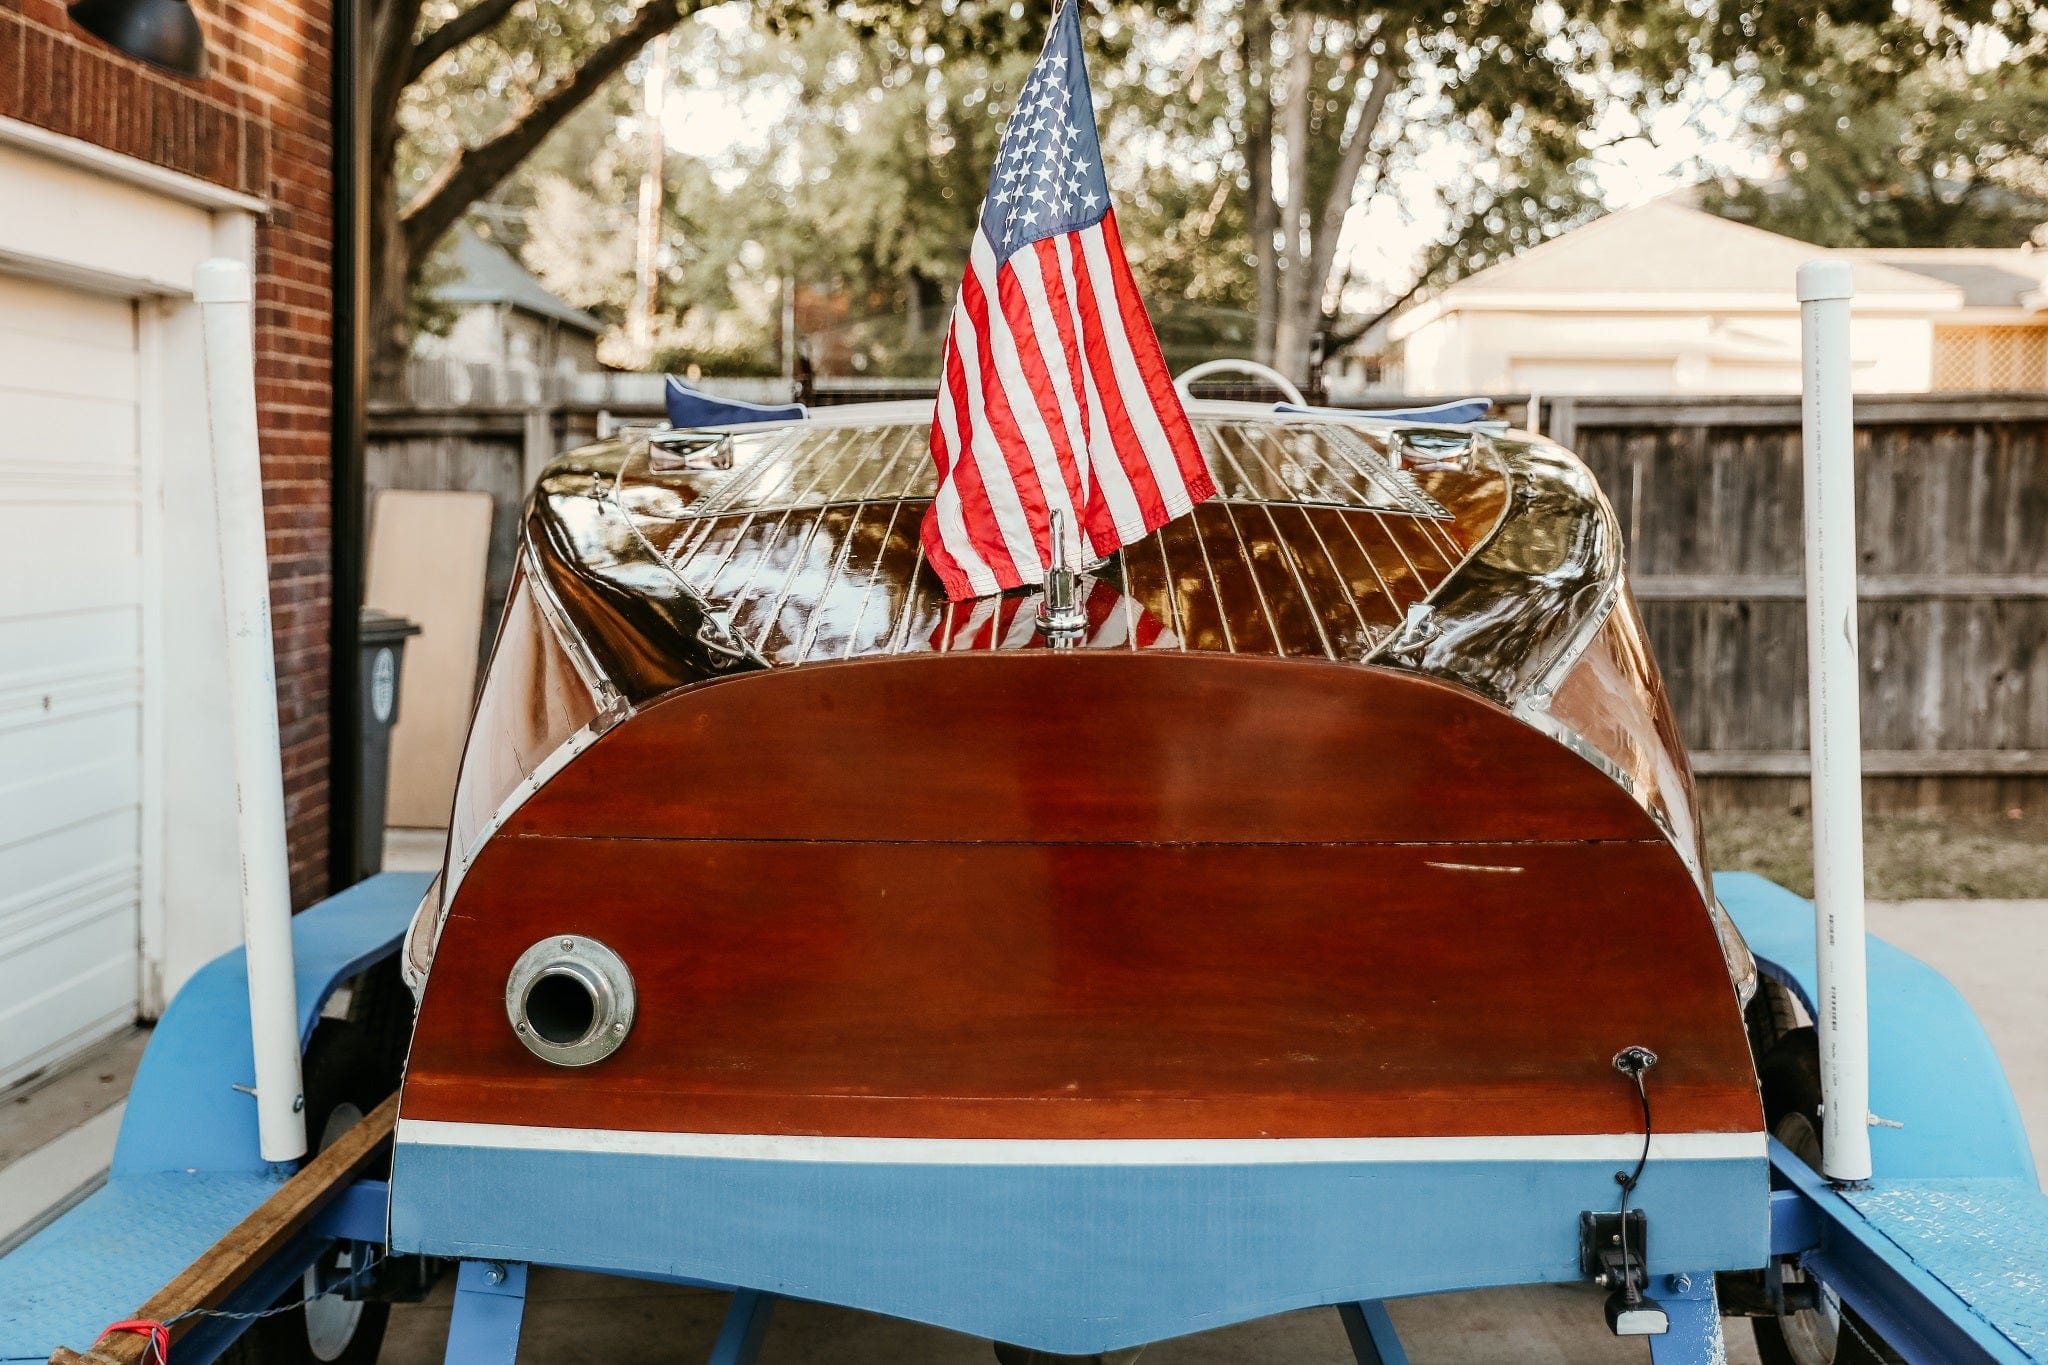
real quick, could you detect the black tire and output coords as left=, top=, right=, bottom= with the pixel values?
left=223, top=963, right=410, bottom=1365
left=1750, top=1028, right=1904, bottom=1365
left=1744, top=976, right=1804, bottom=1064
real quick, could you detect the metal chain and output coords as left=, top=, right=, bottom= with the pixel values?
left=163, top=1246, right=384, bottom=1328
left=1836, top=1302, right=1896, bottom=1362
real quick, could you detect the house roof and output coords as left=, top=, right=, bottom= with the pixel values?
left=1435, top=200, right=1956, bottom=301
left=438, top=228, right=603, bottom=334
left=1382, top=200, right=1981, bottom=346
left=1837, top=248, right=2048, bottom=311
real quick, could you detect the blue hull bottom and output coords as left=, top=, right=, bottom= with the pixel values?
left=391, top=1138, right=1767, bottom=1354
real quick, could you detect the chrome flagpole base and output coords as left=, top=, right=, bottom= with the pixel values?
left=1038, top=511, right=1086, bottom=648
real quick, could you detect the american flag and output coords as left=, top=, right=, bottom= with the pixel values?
left=922, top=0, right=1215, bottom=601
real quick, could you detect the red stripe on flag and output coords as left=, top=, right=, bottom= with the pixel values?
left=1030, top=238, right=1094, bottom=460
left=924, top=321, right=1017, bottom=596
left=1066, top=234, right=1173, bottom=534
left=1099, top=212, right=1215, bottom=503
left=951, top=281, right=1043, bottom=579
left=961, top=262, right=1056, bottom=569
left=996, top=261, right=1089, bottom=525
left=1029, top=237, right=1123, bottom=555
left=919, top=331, right=973, bottom=595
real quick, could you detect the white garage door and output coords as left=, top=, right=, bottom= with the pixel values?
left=0, top=273, right=145, bottom=1092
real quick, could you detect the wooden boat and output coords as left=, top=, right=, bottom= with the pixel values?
left=388, top=398, right=1769, bottom=1354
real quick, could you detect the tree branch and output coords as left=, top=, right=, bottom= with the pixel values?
left=400, top=0, right=705, bottom=262
left=1242, top=0, right=1277, bottom=361
left=407, top=0, right=525, bottom=85
left=370, top=0, right=429, bottom=133
left=1274, top=12, right=1315, bottom=326
left=1306, top=34, right=1401, bottom=311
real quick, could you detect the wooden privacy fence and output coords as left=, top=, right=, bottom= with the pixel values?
left=367, top=380, right=2048, bottom=815
left=1549, top=393, right=2048, bottom=815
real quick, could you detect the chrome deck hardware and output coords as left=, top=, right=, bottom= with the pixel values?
left=1038, top=510, right=1086, bottom=648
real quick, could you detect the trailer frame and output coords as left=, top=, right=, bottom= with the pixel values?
left=1, top=868, right=2041, bottom=1365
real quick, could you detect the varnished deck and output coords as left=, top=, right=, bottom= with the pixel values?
left=542, top=414, right=1509, bottom=677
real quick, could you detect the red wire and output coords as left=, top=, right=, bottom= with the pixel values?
left=94, top=1319, right=171, bottom=1365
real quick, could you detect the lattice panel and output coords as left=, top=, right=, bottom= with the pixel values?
left=1932, top=326, right=2048, bottom=391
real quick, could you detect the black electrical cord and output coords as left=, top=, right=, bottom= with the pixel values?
left=1612, top=1045, right=1659, bottom=1306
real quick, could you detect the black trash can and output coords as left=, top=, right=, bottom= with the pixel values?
left=355, top=608, right=422, bottom=881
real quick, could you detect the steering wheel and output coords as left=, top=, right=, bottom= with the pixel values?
left=1172, top=359, right=1306, bottom=407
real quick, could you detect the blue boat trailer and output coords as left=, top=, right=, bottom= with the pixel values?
left=1, top=870, right=2043, bottom=1365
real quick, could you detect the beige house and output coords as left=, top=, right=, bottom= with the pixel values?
left=1385, top=199, right=2047, bottom=396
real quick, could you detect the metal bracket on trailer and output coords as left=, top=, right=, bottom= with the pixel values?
left=1767, top=1138, right=2041, bottom=1365
left=1338, top=1301, right=1408, bottom=1365
left=443, top=1261, right=529, bottom=1365
left=439, top=1269, right=780, bottom=1365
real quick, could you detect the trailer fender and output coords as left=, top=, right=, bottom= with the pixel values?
left=1714, top=871, right=2036, bottom=1184
left=111, top=872, right=432, bottom=1176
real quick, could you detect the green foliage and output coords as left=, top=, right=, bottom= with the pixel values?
left=1088, top=6, right=1255, bottom=313
left=753, top=12, right=1022, bottom=307
left=649, top=338, right=786, bottom=376
left=388, top=0, right=2038, bottom=377
left=646, top=3, right=1292, bottom=370
left=397, top=0, right=634, bottom=202
left=407, top=234, right=465, bottom=339
left=1701, top=25, right=2048, bottom=248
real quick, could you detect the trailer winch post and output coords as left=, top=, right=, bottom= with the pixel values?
left=1797, top=258, right=1873, bottom=1185
left=197, top=257, right=309, bottom=1165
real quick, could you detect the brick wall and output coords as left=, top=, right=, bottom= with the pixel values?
left=0, top=0, right=335, bottom=904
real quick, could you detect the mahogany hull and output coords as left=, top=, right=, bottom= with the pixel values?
left=386, top=405, right=1769, bottom=1341
left=403, top=652, right=1760, bottom=1143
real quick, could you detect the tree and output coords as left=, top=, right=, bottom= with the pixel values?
left=1700, top=26, right=2048, bottom=248
left=821, top=0, right=1986, bottom=385
left=375, top=0, right=2025, bottom=392
left=731, top=5, right=1275, bottom=373
left=1174, top=0, right=2028, bottom=382
left=520, top=129, right=786, bottom=371
left=367, top=0, right=734, bottom=391
left=751, top=13, right=1025, bottom=356
left=1227, top=6, right=1667, bottom=379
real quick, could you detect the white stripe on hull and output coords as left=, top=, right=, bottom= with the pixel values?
left=399, top=1118, right=1765, bottom=1167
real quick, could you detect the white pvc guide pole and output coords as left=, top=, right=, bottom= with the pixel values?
left=1797, top=259, right=1872, bottom=1184
left=196, top=258, right=309, bottom=1164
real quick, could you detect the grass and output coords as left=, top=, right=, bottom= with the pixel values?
left=1704, top=811, right=2048, bottom=900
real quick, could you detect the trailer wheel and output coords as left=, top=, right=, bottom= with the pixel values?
left=1744, top=975, right=1804, bottom=1062
left=224, top=969, right=406, bottom=1365
left=992, top=1343, right=1144, bottom=1364
left=1750, top=1027, right=1904, bottom=1365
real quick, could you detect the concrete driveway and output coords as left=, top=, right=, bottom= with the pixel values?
left=380, top=1276, right=1766, bottom=1365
